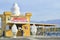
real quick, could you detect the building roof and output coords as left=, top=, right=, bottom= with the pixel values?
left=30, top=22, right=56, bottom=26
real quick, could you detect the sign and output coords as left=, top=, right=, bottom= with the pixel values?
left=11, top=17, right=28, bottom=22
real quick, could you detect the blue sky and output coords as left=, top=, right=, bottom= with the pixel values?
left=0, top=0, right=60, bottom=21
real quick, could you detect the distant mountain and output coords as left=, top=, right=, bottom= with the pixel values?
left=31, top=19, right=60, bottom=24
left=40, top=19, right=60, bottom=24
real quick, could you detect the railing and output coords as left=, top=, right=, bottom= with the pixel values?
left=45, top=32, right=60, bottom=36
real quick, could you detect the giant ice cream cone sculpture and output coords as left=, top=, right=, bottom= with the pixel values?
left=11, top=3, right=20, bottom=16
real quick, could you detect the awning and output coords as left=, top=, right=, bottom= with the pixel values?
left=7, top=21, right=30, bottom=24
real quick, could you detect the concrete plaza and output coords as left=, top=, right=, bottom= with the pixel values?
left=0, top=36, right=60, bottom=40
